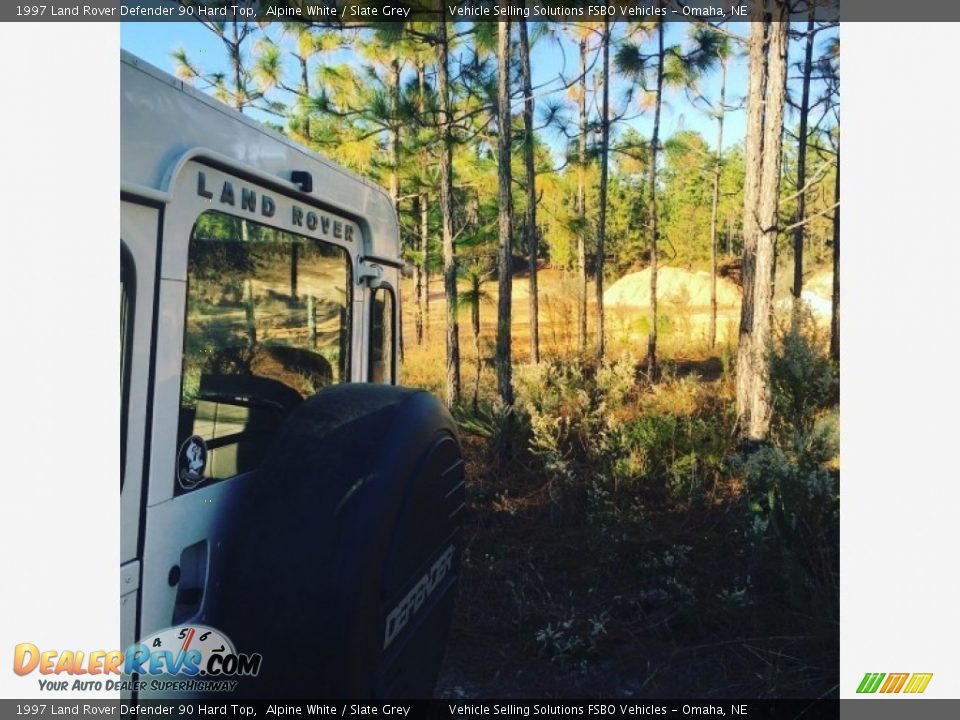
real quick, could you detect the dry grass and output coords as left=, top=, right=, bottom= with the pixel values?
left=400, top=268, right=739, bottom=383
left=400, top=268, right=838, bottom=700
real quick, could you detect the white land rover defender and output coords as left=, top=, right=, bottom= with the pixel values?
left=120, top=50, right=464, bottom=698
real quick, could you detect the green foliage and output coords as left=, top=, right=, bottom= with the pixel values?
left=455, top=399, right=516, bottom=460
left=513, top=360, right=599, bottom=486
left=490, top=321, right=838, bottom=636
left=605, top=169, right=648, bottom=274
left=615, top=378, right=736, bottom=501
left=770, top=308, right=838, bottom=443
left=534, top=609, right=611, bottom=669
left=511, top=356, right=660, bottom=494
left=735, top=306, right=839, bottom=618
left=512, top=357, right=736, bottom=509
left=660, top=131, right=713, bottom=266
left=717, top=144, right=746, bottom=255
left=779, top=128, right=839, bottom=265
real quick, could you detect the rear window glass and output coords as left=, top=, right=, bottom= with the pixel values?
left=369, top=286, right=396, bottom=384
left=176, top=210, right=352, bottom=492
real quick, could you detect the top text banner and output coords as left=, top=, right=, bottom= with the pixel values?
left=9, top=0, right=853, bottom=23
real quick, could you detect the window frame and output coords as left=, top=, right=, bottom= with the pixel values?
left=174, top=209, right=355, bottom=492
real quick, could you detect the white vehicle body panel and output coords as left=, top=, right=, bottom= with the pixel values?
left=120, top=50, right=400, bottom=265
left=120, top=50, right=401, bottom=663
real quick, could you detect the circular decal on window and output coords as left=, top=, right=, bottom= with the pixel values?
left=177, top=435, right=208, bottom=490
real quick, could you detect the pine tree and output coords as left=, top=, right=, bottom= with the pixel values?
left=495, top=15, right=514, bottom=407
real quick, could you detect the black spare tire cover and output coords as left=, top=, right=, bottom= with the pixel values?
left=211, top=384, right=465, bottom=698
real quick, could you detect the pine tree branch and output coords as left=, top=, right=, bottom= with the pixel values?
left=780, top=201, right=839, bottom=233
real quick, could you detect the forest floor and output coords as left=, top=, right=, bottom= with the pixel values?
left=400, top=266, right=838, bottom=700
left=432, top=431, right=836, bottom=698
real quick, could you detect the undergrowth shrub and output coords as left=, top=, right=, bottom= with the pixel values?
left=511, top=355, right=738, bottom=523
left=736, top=306, right=839, bottom=620
left=513, top=357, right=625, bottom=485
left=534, top=609, right=611, bottom=670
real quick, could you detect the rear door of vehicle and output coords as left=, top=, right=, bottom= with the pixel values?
left=136, top=162, right=361, bottom=670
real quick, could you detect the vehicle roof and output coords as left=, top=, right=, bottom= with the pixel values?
left=120, top=50, right=399, bottom=261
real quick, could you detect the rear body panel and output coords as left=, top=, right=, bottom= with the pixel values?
left=121, top=51, right=404, bottom=667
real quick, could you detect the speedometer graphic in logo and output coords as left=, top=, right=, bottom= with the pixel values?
left=133, top=625, right=235, bottom=676
left=141, top=625, right=235, bottom=659
left=131, top=625, right=262, bottom=680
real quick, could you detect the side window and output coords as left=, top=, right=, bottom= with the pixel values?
left=120, top=246, right=135, bottom=490
left=369, top=286, right=395, bottom=385
left=176, top=210, right=352, bottom=491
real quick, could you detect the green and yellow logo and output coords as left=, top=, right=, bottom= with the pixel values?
left=857, top=672, right=933, bottom=694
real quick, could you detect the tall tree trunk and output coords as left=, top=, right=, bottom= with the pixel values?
left=472, top=279, right=482, bottom=412
left=307, top=295, right=316, bottom=348
left=830, top=145, right=840, bottom=361
left=577, top=36, right=588, bottom=354
left=646, top=20, right=665, bottom=378
left=708, top=58, right=727, bottom=350
left=496, top=17, right=514, bottom=406
left=230, top=22, right=244, bottom=113
left=417, top=61, right=430, bottom=345
left=240, top=220, right=256, bottom=345
left=290, top=243, right=299, bottom=300
left=792, top=10, right=815, bottom=299
left=738, top=4, right=789, bottom=441
left=437, top=21, right=460, bottom=406
left=736, top=13, right=768, bottom=436
left=413, top=196, right=425, bottom=345
left=387, top=58, right=404, bottom=362
left=519, top=18, right=539, bottom=365
left=749, top=12, right=788, bottom=439
left=387, top=59, right=401, bottom=214
left=596, top=19, right=610, bottom=361
left=420, top=190, right=430, bottom=339
left=299, top=54, right=311, bottom=140
left=243, top=277, right=257, bottom=347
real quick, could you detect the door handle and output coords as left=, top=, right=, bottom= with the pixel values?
left=171, top=540, right=208, bottom=624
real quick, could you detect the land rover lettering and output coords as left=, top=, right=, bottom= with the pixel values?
left=197, top=170, right=356, bottom=243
